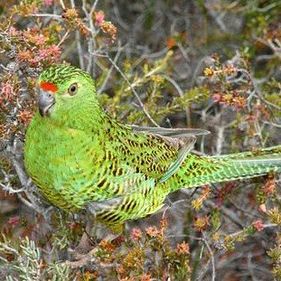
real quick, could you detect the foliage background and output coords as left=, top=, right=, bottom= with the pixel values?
left=0, top=0, right=281, bottom=280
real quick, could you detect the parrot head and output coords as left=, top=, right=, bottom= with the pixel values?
left=37, top=64, right=97, bottom=121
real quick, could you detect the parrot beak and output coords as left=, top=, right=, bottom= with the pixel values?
left=38, top=89, right=56, bottom=117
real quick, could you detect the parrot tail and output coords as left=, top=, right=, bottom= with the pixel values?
left=173, top=145, right=281, bottom=190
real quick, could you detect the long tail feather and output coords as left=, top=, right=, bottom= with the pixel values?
left=173, top=145, right=281, bottom=190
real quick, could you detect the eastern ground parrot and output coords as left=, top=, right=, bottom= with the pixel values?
left=24, top=64, right=281, bottom=227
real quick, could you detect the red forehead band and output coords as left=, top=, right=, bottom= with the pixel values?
left=40, top=82, right=58, bottom=93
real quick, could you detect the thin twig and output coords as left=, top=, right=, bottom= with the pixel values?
left=228, top=223, right=278, bottom=238
left=30, top=13, right=62, bottom=19
left=202, top=232, right=216, bottom=281
left=98, top=44, right=123, bottom=94
left=59, top=0, right=65, bottom=9
left=57, top=30, right=70, bottom=47
left=92, top=51, right=160, bottom=126
left=70, top=0, right=85, bottom=70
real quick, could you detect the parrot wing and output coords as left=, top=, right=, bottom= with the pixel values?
left=132, top=125, right=207, bottom=182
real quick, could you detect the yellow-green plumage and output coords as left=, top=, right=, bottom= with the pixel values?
left=24, top=64, right=281, bottom=226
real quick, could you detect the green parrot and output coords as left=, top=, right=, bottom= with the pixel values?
left=24, top=64, right=281, bottom=227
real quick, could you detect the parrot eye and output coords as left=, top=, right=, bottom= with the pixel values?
left=68, top=83, right=78, bottom=96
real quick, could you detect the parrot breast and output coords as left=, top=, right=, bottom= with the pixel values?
left=24, top=114, right=103, bottom=211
